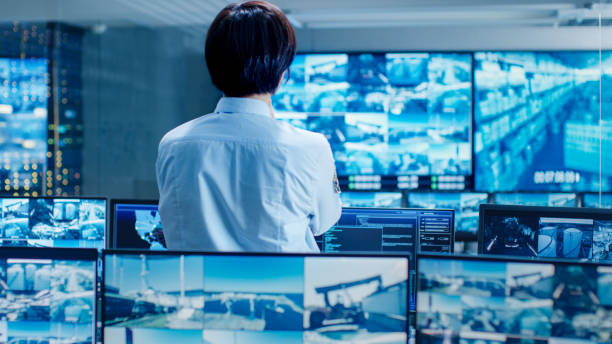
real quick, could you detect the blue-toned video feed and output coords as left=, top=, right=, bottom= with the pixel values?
left=475, top=51, right=612, bottom=192
left=273, top=53, right=472, bottom=177
left=483, top=214, right=612, bottom=261
left=1, top=258, right=96, bottom=343
left=408, top=192, right=488, bottom=237
left=417, top=256, right=612, bottom=343
left=0, top=198, right=106, bottom=248
left=340, top=192, right=402, bottom=208
left=0, top=58, right=48, bottom=193
left=104, top=254, right=408, bottom=344
left=493, top=192, right=577, bottom=207
left=114, top=203, right=165, bottom=250
left=583, top=193, right=612, bottom=209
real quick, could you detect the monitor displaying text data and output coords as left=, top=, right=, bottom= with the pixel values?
left=0, top=197, right=106, bottom=248
left=479, top=204, right=612, bottom=261
left=103, top=251, right=409, bottom=344
left=0, top=247, right=98, bottom=343
left=110, top=199, right=165, bottom=250
left=417, top=254, right=612, bottom=343
left=273, top=52, right=473, bottom=191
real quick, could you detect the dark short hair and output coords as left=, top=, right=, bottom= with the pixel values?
left=205, top=1, right=297, bottom=97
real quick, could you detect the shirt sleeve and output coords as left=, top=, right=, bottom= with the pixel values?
left=310, top=135, right=342, bottom=236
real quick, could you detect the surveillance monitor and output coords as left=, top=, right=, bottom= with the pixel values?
left=417, top=253, right=612, bottom=343
left=479, top=204, right=612, bottom=262
left=0, top=197, right=106, bottom=248
left=493, top=192, right=577, bottom=207
left=102, top=250, right=409, bottom=344
left=340, top=192, right=403, bottom=208
left=0, top=247, right=98, bottom=343
left=110, top=199, right=165, bottom=250
left=583, top=193, right=612, bottom=209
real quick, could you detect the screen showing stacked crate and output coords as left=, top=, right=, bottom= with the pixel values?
left=417, top=254, right=612, bottom=343
left=102, top=251, right=409, bottom=344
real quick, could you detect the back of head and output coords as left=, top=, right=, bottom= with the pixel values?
left=205, top=1, right=297, bottom=97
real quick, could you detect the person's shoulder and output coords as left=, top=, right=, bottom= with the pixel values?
left=277, top=121, right=329, bottom=151
left=159, top=113, right=220, bottom=148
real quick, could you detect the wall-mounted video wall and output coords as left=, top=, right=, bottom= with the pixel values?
left=273, top=51, right=612, bottom=193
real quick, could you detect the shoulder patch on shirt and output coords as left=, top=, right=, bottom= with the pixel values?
left=333, top=170, right=341, bottom=194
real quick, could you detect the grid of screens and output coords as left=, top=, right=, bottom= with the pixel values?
left=0, top=197, right=106, bottom=248
left=340, top=192, right=403, bottom=208
left=103, top=252, right=409, bottom=344
left=0, top=248, right=97, bottom=343
left=0, top=58, right=48, bottom=196
left=407, top=192, right=488, bottom=239
left=111, top=200, right=165, bottom=250
left=479, top=205, right=612, bottom=261
left=272, top=53, right=473, bottom=191
left=493, top=192, right=577, bottom=207
left=474, top=51, right=612, bottom=192
left=417, top=255, right=612, bottom=343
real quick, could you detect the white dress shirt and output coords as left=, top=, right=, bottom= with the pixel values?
left=156, top=97, right=342, bottom=252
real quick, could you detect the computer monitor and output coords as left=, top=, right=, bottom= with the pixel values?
left=417, top=253, right=612, bottom=343
left=583, top=193, right=612, bottom=209
left=0, top=247, right=98, bottom=343
left=407, top=192, right=488, bottom=240
left=493, top=192, right=577, bottom=207
left=110, top=199, right=165, bottom=250
left=340, top=192, right=403, bottom=208
left=102, top=250, right=409, bottom=344
left=478, top=204, right=612, bottom=261
left=272, top=52, right=473, bottom=191
left=0, top=197, right=106, bottom=248
left=316, top=207, right=453, bottom=312
left=474, top=51, right=612, bottom=192
left=0, top=58, right=48, bottom=196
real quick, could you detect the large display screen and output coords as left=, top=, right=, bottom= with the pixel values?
left=0, top=197, right=106, bottom=248
left=417, top=254, right=612, bottom=343
left=479, top=205, right=612, bottom=261
left=0, top=58, right=48, bottom=196
left=273, top=53, right=472, bottom=191
left=111, top=200, right=166, bottom=250
left=340, top=192, right=403, bottom=208
left=474, top=51, right=612, bottom=192
left=0, top=248, right=98, bottom=343
left=493, top=192, right=577, bottom=207
left=103, top=252, right=409, bottom=344
left=407, top=192, right=488, bottom=239
left=583, top=193, right=612, bottom=209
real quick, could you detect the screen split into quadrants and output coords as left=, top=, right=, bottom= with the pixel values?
left=103, top=252, right=409, bottom=344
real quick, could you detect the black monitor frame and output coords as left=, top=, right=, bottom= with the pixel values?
left=477, top=203, right=612, bottom=254
left=108, top=199, right=159, bottom=249
left=326, top=207, right=456, bottom=254
left=101, top=249, right=411, bottom=343
left=0, top=195, right=108, bottom=248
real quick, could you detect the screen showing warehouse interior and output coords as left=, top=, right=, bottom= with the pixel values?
left=114, top=202, right=166, bottom=250
left=417, top=256, right=612, bottom=343
left=0, top=198, right=106, bottom=248
left=272, top=53, right=472, bottom=190
left=482, top=211, right=612, bottom=261
left=0, top=256, right=97, bottom=343
left=474, top=51, right=612, bottom=192
left=104, top=253, right=408, bottom=344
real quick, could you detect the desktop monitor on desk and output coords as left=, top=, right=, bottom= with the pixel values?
left=478, top=204, right=612, bottom=261
left=0, top=197, right=106, bottom=248
left=110, top=199, right=166, bottom=250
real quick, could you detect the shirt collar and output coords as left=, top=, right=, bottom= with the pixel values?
left=214, top=97, right=273, bottom=117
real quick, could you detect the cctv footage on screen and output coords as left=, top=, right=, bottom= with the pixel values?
left=0, top=198, right=106, bottom=248
left=272, top=53, right=472, bottom=191
left=103, top=253, right=409, bottom=344
left=417, top=256, right=612, bottom=344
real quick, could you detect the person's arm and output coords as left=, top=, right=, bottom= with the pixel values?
left=310, top=136, right=342, bottom=236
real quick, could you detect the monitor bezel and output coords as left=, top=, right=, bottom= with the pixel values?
left=101, top=249, right=412, bottom=343
left=108, top=199, right=159, bottom=249
left=0, top=196, right=108, bottom=249
left=331, top=206, right=456, bottom=254
left=0, top=246, right=99, bottom=343
left=477, top=203, right=612, bottom=254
